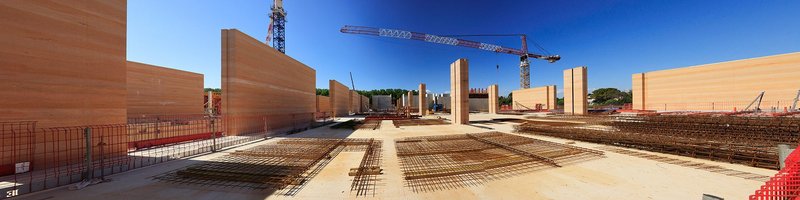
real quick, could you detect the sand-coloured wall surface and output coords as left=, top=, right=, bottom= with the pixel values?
left=450, top=59, right=469, bottom=124
left=632, top=52, right=800, bottom=111
left=0, top=0, right=127, bottom=174
left=512, top=85, right=556, bottom=110
left=564, top=67, right=588, bottom=115
left=127, top=61, right=204, bottom=117
left=329, top=80, right=350, bottom=117
left=0, top=0, right=127, bottom=127
left=316, top=95, right=331, bottom=114
left=222, top=29, right=316, bottom=135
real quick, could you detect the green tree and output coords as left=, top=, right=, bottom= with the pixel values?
left=316, top=88, right=329, bottom=96
left=204, top=88, right=221, bottom=93
left=499, top=93, right=512, bottom=106
left=589, top=88, right=632, bottom=105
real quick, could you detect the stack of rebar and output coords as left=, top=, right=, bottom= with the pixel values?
left=515, top=115, right=800, bottom=169
left=350, top=139, right=383, bottom=196
left=156, top=138, right=344, bottom=191
left=155, top=137, right=384, bottom=196
left=358, top=120, right=381, bottom=130
left=392, top=119, right=449, bottom=128
left=394, top=132, right=603, bottom=192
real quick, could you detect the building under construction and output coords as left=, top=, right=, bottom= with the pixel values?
left=1, top=1, right=799, bottom=200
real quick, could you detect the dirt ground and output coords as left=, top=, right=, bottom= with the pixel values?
left=20, top=113, right=773, bottom=200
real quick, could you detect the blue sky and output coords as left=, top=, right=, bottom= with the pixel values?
left=128, top=0, right=800, bottom=97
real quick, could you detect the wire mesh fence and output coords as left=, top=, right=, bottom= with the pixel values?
left=0, top=112, right=332, bottom=199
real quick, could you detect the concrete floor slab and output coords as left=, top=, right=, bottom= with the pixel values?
left=20, top=113, right=772, bottom=200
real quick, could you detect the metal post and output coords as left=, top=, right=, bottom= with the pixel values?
left=83, top=127, right=93, bottom=180
left=210, top=116, right=216, bottom=152
left=778, top=144, right=795, bottom=169
left=792, top=90, right=800, bottom=111
left=264, top=116, right=270, bottom=139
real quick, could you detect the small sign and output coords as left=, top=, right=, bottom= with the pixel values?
left=15, top=162, right=30, bottom=174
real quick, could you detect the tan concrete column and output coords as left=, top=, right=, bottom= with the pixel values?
left=407, top=91, right=413, bottom=109
left=547, top=85, right=557, bottom=110
left=450, top=59, right=469, bottom=124
left=488, top=84, right=499, bottom=114
left=632, top=73, right=645, bottom=110
left=419, top=83, right=427, bottom=116
left=564, top=66, right=588, bottom=115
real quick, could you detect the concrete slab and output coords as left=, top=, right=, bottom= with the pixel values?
left=18, top=113, right=771, bottom=200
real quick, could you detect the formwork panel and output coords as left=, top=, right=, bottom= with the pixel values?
left=127, top=61, right=204, bottom=117
left=221, top=29, right=316, bottom=135
left=329, top=80, right=350, bottom=117
left=0, top=0, right=127, bottom=128
left=633, top=52, right=800, bottom=111
left=511, top=85, right=556, bottom=110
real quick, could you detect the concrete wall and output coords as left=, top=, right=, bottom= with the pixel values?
left=438, top=95, right=451, bottom=110
left=419, top=84, right=427, bottom=115
left=402, top=94, right=418, bottom=109
left=632, top=73, right=645, bottom=110
left=469, top=98, right=489, bottom=112
left=221, top=29, right=316, bottom=135
left=361, top=95, right=370, bottom=112
left=371, top=95, right=393, bottom=111
left=511, top=85, right=557, bottom=110
left=407, top=91, right=414, bottom=110
left=127, top=61, right=204, bottom=117
left=488, top=84, right=499, bottom=114
left=450, top=59, right=469, bottom=124
left=0, top=0, right=128, bottom=128
left=632, top=52, right=800, bottom=111
left=350, top=90, right=361, bottom=114
left=564, top=67, right=588, bottom=115
left=316, top=95, right=331, bottom=114
left=0, top=0, right=127, bottom=173
left=329, top=80, right=349, bottom=117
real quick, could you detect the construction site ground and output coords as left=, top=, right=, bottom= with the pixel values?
left=21, top=113, right=774, bottom=200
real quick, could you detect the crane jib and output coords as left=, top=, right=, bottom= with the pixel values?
left=340, top=25, right=541, bottom=57
left=375, top=28, right=522, bottom=55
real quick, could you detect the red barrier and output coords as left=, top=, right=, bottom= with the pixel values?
left=128, top=132, right=218, bottom=150
left=750, top=145, right=800, bottom=199
left=0, top=164, right=12, bottom=177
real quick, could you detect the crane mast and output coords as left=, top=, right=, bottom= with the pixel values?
left=340, top=25, right=560, bottom=89
left=267, top=0, right=286, bottom=53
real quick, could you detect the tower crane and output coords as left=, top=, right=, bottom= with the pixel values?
left=340, top=25, right=560, bottom=89
left=266, top=0, right=286, bottom=53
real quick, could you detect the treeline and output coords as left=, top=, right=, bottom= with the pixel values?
left=204, top=88, right=221, bottom=93
left=500, top=88, right=632, bottom=107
